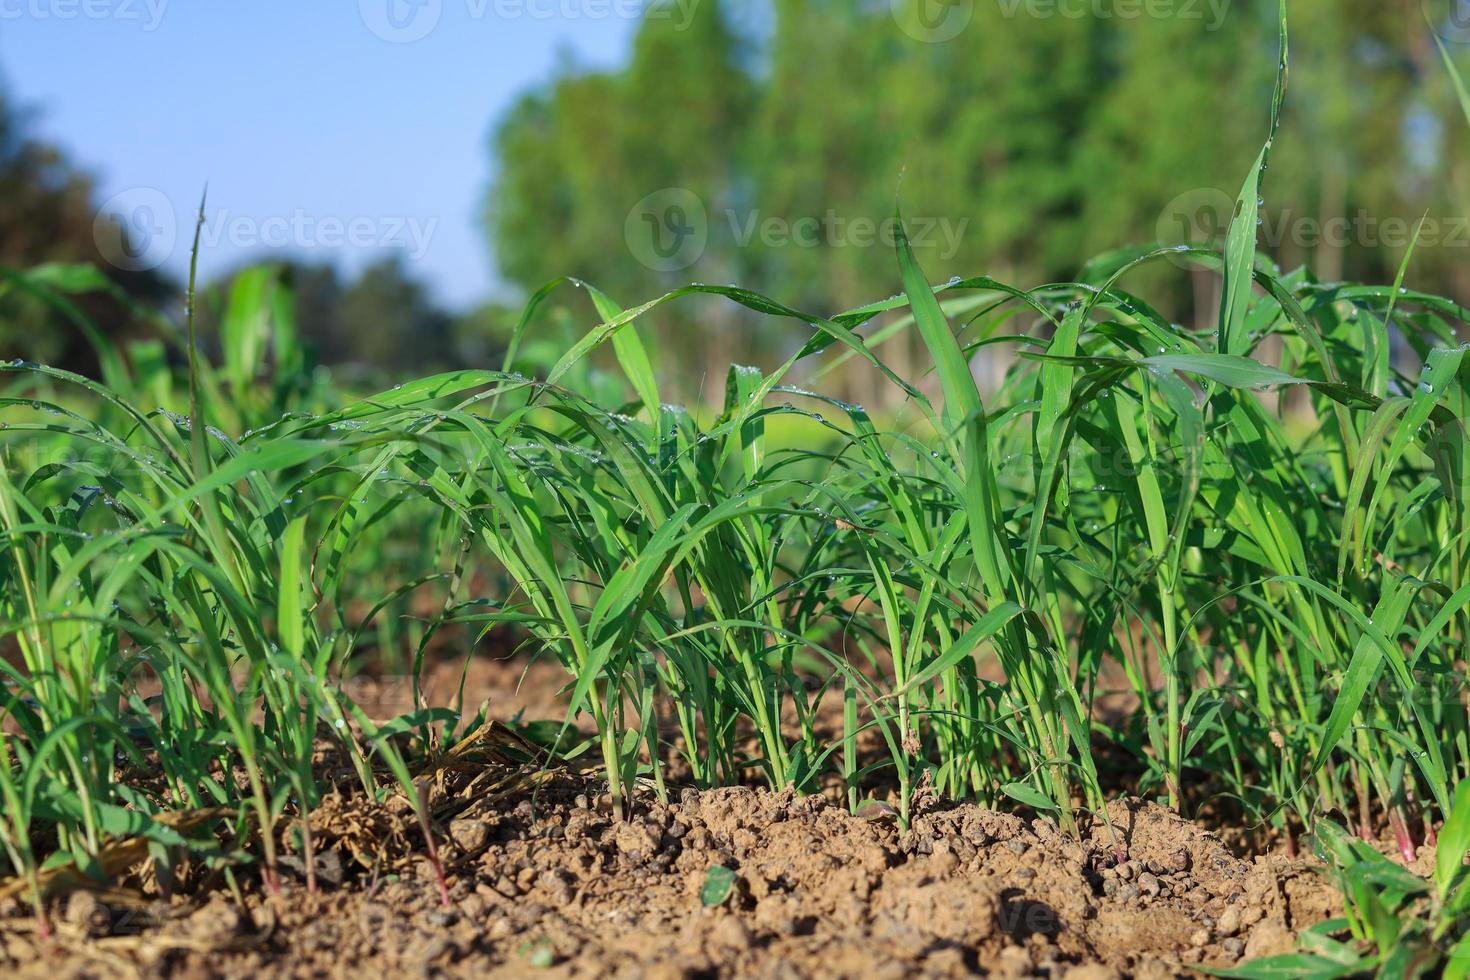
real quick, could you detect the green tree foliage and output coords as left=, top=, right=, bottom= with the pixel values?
left=487, top=7, right=749, bottom=303
left=335, top=255, right=455, bottom=370
left=485, top=0, right=1470, bottom=398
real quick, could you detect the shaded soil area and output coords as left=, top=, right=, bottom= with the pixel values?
left=1, top=771, right=1338, bottom=979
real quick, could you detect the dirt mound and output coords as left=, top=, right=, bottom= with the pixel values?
left=0, top=775, right=1338, bottom=978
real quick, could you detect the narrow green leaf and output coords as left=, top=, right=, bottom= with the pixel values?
left=278, top=516, right=307, bottom=659
left=1001, top=782, right=1060, bottom=813
left=1438, top=779, right=1470, bottom=898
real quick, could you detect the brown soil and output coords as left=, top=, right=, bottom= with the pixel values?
left=0, top=651, right=1347, bottom=978
left=0, top=772, right=1340, bottom=979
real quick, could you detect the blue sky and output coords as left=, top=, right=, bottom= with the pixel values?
left=0, top=1, right=644, bottom=309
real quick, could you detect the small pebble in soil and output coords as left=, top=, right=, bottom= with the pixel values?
left=998, top=945, right=1032, bottom=975
left=541, top=871, right=574, bottom=906
left=930, top=841, right=959, bottom=875
left=449, top=818, right=489, bottom=853
left=707, top=915, right=752, bottom=952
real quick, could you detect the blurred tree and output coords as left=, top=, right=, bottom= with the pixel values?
left=196, top=256, right=456, bottom=377
left=0, top=88, right=172, bottom=370
left=450, top=299, right=518, bottom=368
left=282, top=261, right=346, bottom=358
left=484, top=0, right=1470, bottom=402
left=336, top=255, right=455, bottom=370
left=487, top=0, right=752, bottom=399
left=1274, top=1, right=1467, bottom=298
